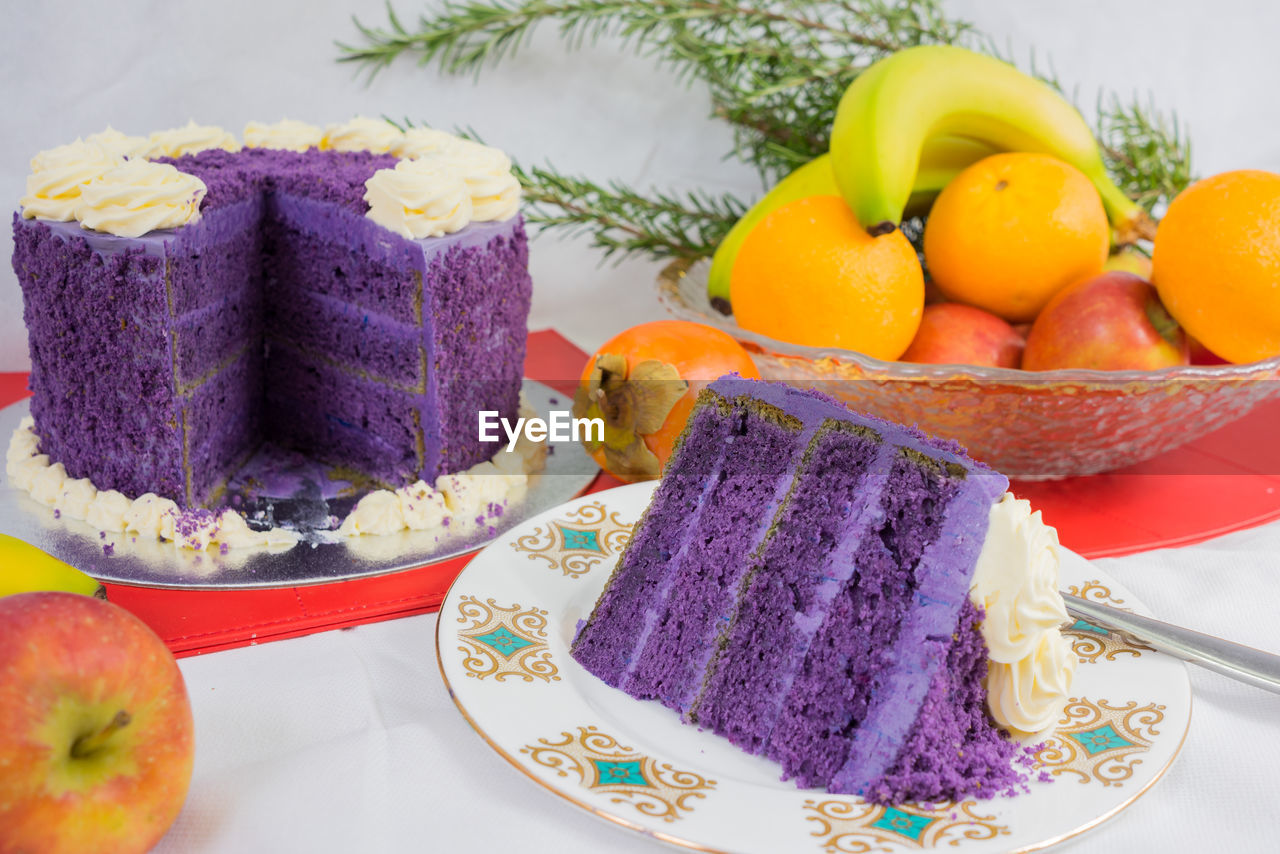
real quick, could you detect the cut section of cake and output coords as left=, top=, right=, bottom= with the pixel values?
left=571, top=376, right=1075, bottom=804
left=13, top=135, right=531, bottom=508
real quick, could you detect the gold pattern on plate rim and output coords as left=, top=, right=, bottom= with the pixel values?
left=521, top=725, right=717, bottom=823
left=1062, top=579, right=1156, bottom=664
left=803, top=798, right=1008, bottom=852
left=509, top=500, right=634, bottom=578
left=435, top=485, right=1194, bottom=854
left=1034, top=697, right=1166, bottom=787
left=456, top=595, right=559, bottom=683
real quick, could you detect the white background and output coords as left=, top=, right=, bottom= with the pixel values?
left=3, top=0, right=1280, bottom=371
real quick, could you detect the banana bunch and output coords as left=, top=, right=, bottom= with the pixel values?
left=709, top=44, right=1154, bottom=307
left=833, top=45, right=1155, bottom=241
left=0, top=532, right=106, bottom=599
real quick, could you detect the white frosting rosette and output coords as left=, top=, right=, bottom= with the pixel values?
left=243, top=119, right=324, bottom=152
left=76, top=160, right=207, bottom=238
left=146, top=120, right=240, bottom=158
left=322, top=116, right=403, bottom=153
left=364, top=159, right=472, bottom=239
left=971, top=493, right=1079, bottom=733
left=21, top=140, right=124, bottom=221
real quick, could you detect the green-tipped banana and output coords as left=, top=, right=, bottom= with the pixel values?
left=0, top=533, right=106, bottom=599
left=830, top=45, right=1155, bottom=243
left=707, top=136, right=995, bottom=311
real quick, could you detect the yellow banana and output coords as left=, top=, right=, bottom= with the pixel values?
left=707, top=136, right=995, bottom=310
left=830, top=45, right=1155, bottom=243
left=0, top=533, right=106, bottom=599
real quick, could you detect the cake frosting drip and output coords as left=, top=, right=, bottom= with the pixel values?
left=364, top=159, right=472, bottom=239
left=322, top=116, right=403, bottom=153
left=21, top=141, right=124, bottom=221
left=243, top=119, right=323, bottom=152
left=970, top=492, right=1078, bottom=733
left=146, top=120, right=240, bottom=158
left=76, top=160, right=207, bottom=238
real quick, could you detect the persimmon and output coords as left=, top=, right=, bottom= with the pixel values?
left=572, top=320, right=760, bottom=481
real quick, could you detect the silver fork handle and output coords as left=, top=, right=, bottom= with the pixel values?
left=1063, top=593, right=1280, bottom=694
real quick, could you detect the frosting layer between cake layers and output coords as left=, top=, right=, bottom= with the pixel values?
left=12, top=148, right=531, bottom=507
left=571, top=377, right=1028, bottom=804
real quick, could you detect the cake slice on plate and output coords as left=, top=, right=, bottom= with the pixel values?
left=571, top=375, right=1076, bottom=804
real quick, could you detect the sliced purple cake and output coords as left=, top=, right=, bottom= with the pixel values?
left=571, top=376, right=1068, bottom=805
left=13, top=127, right=531, bottom=507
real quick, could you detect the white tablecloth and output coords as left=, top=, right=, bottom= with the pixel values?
left=153, top=516, right=1280, bottom=853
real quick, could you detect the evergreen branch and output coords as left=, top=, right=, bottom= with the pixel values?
left=1096, top=94, right=1193, bottom=215
left=343, top=2, right=1192, bottom=262
left=340, top=0, right=971, bottom=178
left=512, top=161, right=747, bottom=261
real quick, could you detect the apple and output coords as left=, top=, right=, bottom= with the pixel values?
left=1022, top=271, right=1190, bottom=371
left=899, top=302, right=1025, bottom=368
left=1188, top=335, right=1230, bottom=366
left=1102, top=246, right=1153, bottom=280
left=0, top=592, right=194, bottom=854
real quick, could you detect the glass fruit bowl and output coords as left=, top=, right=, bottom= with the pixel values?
left=656, top=259, right=1280, bottom=478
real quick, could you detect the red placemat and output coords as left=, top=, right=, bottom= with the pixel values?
left=5, top=333, right=1280, bottom=655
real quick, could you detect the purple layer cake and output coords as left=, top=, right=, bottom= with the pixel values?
left=571, top=376, right=1028, bottom=804
left=12, top=147, right=531, bottom=506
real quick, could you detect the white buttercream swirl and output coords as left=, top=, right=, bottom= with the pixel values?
left=338, top=397, right=543, bottom=538
left=971, top=493, right=1078, bottom=733
left=243, top=119, right=324, bottom=152
left=84, top=126, right=151, bottom=159
left=4, top=416, right=299, bottom=552
left=8, top=391, right=546, bottom=553
left=986, top=631, right=1077, bottom=733
left=392, top=126, right=469, bottom=159
left=425, top=141, right=520, bottom=221
left=21, top=140, right=125, bottom=221
left=364, top=159, right=472, bottom=239
left=76, top=160, right=207, bottom=238
left=146, top=120, right=240, bottom=158
left=321, top=116, right=403, bottom=153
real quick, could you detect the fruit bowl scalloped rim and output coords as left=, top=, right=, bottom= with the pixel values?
left=656, top=258, right=1280, bottom=386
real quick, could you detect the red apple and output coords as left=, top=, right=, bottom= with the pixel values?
left=1022, top=271, right=1190, bottom=371
left=1188, top=335, right=1230, bottom=366
left=0, top=592, right=194, bottom=854
left=900, top=302, right=1024, bottom=368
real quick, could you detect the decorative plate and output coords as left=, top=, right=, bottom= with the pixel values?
left=437, top=482, right=1192, bottom=853
left=0, top=380, right=598, bottom=590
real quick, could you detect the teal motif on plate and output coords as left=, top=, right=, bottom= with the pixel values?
left=559, top=525, right=603, bottom=552
left=592, top=758, right=651, bottom=788
left=871, top=807, right=933, bottom=842
left=1069, top=723, right=1133, bottom=756
left=475, top=626, right=535, bottom=658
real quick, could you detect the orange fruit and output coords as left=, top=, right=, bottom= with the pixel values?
left=731, top=195, right=923, bottom=359
left=923, top=153, right=1110, bottom=323
left=1152, top=170, right=1280, bottom=364
left=572, top=320, right=761, bottom=481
